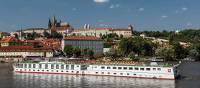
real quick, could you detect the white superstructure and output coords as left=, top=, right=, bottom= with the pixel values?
left=13, top=61, right=179, bottom=80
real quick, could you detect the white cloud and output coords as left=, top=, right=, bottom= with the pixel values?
left=109, top=5, right=115, bottom=8
left=186, top=22, right=192, bottom=26
left=138, top=8, right=144, bottom=11
left=93, top=0, right=109, bottom=3
left=182, top=7, right=188, bottom=11
left=72, top=8, right=77, bottom=11
left=109, top=4, right=120, bottom=9
left=98, top=20, right=104, bottom=23
left=99, top=24, right=109, bottom=27
left=161, top=15, right=168, bottom=18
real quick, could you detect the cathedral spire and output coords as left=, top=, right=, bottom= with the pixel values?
left=48, top=18, right=52, bottom=29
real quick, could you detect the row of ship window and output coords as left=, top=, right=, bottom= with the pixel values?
left=100, top=66, right=161, bottom=71
left=16, top=64, right=162, bottom=71
left=16, top=64, right=76, bottom=70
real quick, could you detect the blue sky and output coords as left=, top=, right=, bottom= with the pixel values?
left=0, top=0, right=199, bottom=32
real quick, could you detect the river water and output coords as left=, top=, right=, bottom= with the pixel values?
left=0, top=62, right=199, bottom=88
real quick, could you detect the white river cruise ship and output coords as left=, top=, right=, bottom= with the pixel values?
left=13, top=60, right=179, bottom=80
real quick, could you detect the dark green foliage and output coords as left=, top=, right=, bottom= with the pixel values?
left=83, top=48, right=95, bottom=60
left=157, top=47, right=175, bottom=61
left=50, top=32, right=63, bottom=39
left=64, top=45, right=74, bottom=57
left=119, top=37, right=155, bottom=57
left=173, top=42, right=187, bottom=59
left=73, top=47, right=81, bottom=58
left=101, top=33, right=119, bottom=42
left=43, top=30, right=50, bottom=38
left=88, top=49, right=95, bottom=60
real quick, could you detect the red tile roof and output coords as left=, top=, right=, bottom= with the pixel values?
left=0, top=46, right=53, bottom=52
left=64, top=36, right=102, bottom=41
left=0, top=32, right=10, bottom=35
left=95, top=28, right=113, bottom=31
left=0, top=37, right=21, bottom=43
left=112, top=29, right=132, bottom=31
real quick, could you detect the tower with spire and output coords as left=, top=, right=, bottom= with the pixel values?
left=128, top=24, right=134, bottom=36
left=48, top=16, right=58, bottom=34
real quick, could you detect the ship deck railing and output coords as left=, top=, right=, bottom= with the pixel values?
left=15, top=60, right=176, bottom=67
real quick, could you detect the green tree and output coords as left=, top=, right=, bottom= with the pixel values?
left=43, top=30, right=50, bottom=38
left=119, top=37, right=155, bottom=57
left=64, top=45, right=74, bottom=57
left=88, top=49, right=94, bottom=60
left=169, top=34, right=175, bottom=45
left=83, top=48, right=89, bottom=59
left=128, top=52, right=138, bottom=61
left=156, top=47, right=175, bottom=61
left=188, top=49, right=199, bottom=58
left=73, top=47, right=81, bottom=58
left=173, top=42, right=187, bottom=59
left=51, top=32, right=63, bottom=39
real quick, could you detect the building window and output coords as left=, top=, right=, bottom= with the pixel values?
left=101, top=66, right=105, bottom=69
left=146, top=68, right=150, bottom=71
left=107, top=67, right=111, bottom=69
left=118, top=67, right=122, bottom=70
left=45, top=64, right=48, bottom=69
left=140, top=68, right=144, bottom=71
left=157, top=68, right=161, bottom=71
left=153, top=68, right=156, bottom=71
left=71, top=65, right=74, bottom=70
left=66, top=65, right=69, bottom=70
left=113, top=73, right=117, bottom=75
left=33, top=64, right=36, bottom=68
left=20, top=64, right=23, bottom=68
left=24, top=64, right=27, bottom=68
left=61, top=65, right=64, bottom=69
left=135, top=67, right=139, bottom=70
left=39, top=64, right=42, bottom=69
left=29, top=64, right=31, bottom=68
left=120, top=73, right=123, bottom=75
left=113, top=67, right=117, bottom=69
left=56, top=64, right=59, bottom=69
left=129, top=67, right=133, bottom=70
left=123, top=67, right=127, bottom=70
left=51, top=64, right=54, bottom=69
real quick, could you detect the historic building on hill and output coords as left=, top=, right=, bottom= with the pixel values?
left=48, top=16, right=74, bottom=35
left=70, top=25, right=134, bottom=37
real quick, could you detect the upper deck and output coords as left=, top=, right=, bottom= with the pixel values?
left=16, top=60, right=178, bottom=68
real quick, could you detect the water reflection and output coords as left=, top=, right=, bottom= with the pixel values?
left=13, top=73, right=175, bottom=88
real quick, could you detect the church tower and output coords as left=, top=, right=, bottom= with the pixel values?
left=128, top=24, right=134, bottom=36
left=49, top=16, right=57, bottom=34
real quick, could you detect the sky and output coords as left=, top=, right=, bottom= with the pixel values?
left=0, top=0, right=200, bottom=32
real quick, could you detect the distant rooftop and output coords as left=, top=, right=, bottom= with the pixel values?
left=64, top=36, right=102, bottom=41
left=0, top=46, right=53, bottom=52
